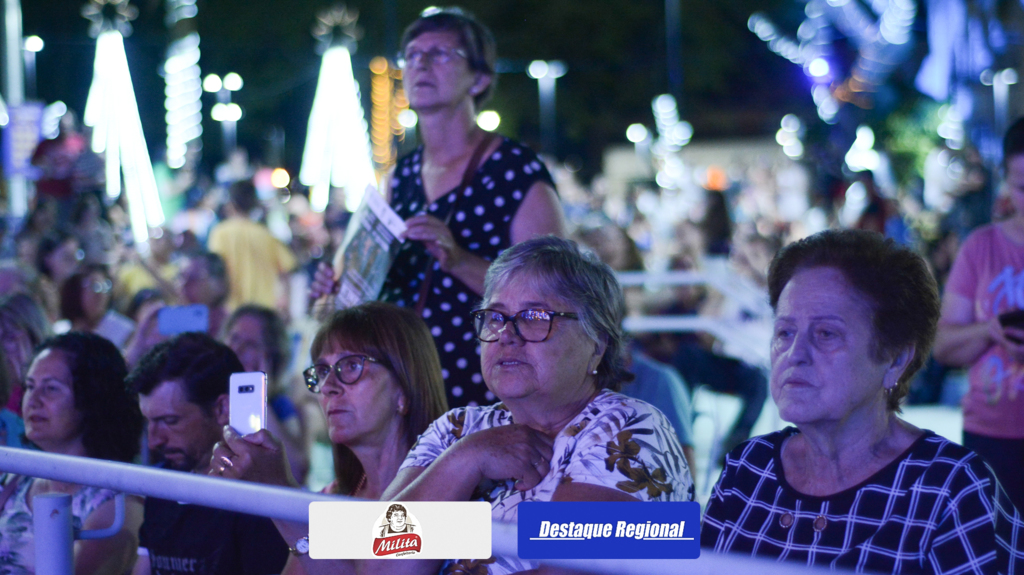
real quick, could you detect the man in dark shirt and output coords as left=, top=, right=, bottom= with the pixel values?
left=128, top=333, right=288, bottom=575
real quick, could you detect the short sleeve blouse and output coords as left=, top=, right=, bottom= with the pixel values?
left=0, top=475, right=117, bottom=574
left=380, top=138, right=555, bottom=409
left=400, top=390, right=694, bottom=575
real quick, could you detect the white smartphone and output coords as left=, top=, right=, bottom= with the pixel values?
left=229, top=372, right=268, bottom=435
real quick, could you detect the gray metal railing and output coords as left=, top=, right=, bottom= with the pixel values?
left=615, top=269, right=773, bottom=367
left=0, top=447, right=848, bottom=575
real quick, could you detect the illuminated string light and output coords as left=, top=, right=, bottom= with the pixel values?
left=476, top=111, right=500, bottom=132
left=370, top=57, right=395, bottom=176
left=845, top=125, right=880, bottom=171
left=647, top=94, right=693, bottom=192
left=626, top=123, right=648, bottom=143
left=749, top=0, right=916, bottom=124
left=299, top=44, right=374, bottom=212
left=300, top=6, right=375, bottom=212
left=83, top=3, right=164, bottom=247
left=164, top=32, right=202, bottom=169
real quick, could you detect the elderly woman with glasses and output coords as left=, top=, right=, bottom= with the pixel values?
left=701, top=230, right=1024, bottom=574
left=209, top=302, right=448, bottom=575
left=310, top=6, right=566, bottom=410
left=379, top=236, right=693, bottom=575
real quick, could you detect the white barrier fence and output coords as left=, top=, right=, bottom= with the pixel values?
left=8, top=270, right=789, bottom=574
left=615, top=269, right=773, bottom=368
left=0, top=447, right=849, bottom=575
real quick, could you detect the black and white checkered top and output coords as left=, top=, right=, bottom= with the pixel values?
left=701, top=427, right=1024, bottom=574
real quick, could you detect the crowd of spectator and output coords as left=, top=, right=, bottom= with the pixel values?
left=0, top=6, right=1020, bottom=575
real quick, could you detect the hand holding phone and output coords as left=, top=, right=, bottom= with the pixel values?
left=998, top=310, right=1024, bottom=344
left=229, top=372, right=268, bottom=435
left=158, top=305, right=209, bottom=336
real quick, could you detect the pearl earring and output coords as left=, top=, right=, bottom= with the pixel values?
left=591, top=369, right=598, bottom=375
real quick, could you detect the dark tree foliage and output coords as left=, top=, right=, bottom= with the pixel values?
left=23, top=0, right=805, bottom=180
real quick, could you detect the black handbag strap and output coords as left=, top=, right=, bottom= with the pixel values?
left=414, top=134, right=495, bottom=314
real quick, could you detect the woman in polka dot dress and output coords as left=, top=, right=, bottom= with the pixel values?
left=310, top=8, right=565, bottom=409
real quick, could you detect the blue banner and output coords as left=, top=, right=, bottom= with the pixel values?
left=1, top=103, right=43, bottom=179
left=518, top=501, right=701, bottom=559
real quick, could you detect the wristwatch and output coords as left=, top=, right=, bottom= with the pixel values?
left=290, top=536, right=310, bottom=556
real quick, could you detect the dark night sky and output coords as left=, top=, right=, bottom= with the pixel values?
left=22, top=0, right=812, bottom=181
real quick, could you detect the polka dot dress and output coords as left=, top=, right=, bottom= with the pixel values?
left=381, top=138, right=555, bottom=408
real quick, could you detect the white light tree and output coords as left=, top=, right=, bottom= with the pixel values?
left=82, top=0, right=164, bottom=248
left=299, top=5, right=376, bottom=213
left=748, top=0, right=917, bottom=124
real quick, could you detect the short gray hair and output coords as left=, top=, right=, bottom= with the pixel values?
left=482, top=236, right=633, bottom=391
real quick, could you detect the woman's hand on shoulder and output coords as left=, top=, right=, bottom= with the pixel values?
left=209, top=426, right=298, bottom=489
left=455, top=424, right=555, bottom=491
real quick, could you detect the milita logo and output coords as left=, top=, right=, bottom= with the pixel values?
left=371, top=504, right=422, bottom=557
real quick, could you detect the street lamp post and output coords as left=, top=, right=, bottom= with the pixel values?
left=3, top=0, right=28, bottom=217
left=527, top=60, right=566, bottom=155
left=204, top=72, right=243, bottom=156
left=22, top=35, right=42, bottom=100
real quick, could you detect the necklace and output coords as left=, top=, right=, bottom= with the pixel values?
left=353, top=472, right=367, bottom=496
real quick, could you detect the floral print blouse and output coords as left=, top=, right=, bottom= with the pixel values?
left=0, top=475, right=117, bottom=574
left=400, top=389, right=694, bottom=575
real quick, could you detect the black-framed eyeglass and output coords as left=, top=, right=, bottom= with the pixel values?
left=470, top=309, right=579, bottom=343
left=303, top=355, right=380, bottom=393
left=397, top=46, right=468, bottom=69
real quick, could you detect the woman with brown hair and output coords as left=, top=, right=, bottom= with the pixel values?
left=209, top=301, right=448, bottom=574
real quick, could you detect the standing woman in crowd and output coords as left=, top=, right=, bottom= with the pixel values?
left=313, top=7, right=566, bottom=408
left=0, top=332, right=145, bottom=574
left=934, top=117, right=1024, bottom=511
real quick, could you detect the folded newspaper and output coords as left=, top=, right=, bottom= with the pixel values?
left=333, top=186, right=407, bottom=309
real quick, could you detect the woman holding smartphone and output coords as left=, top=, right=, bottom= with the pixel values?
left=209, top=302, right=448, bottom=575
left=934, top=117, right=1024, bottom=511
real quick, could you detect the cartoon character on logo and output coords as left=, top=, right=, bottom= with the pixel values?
left=371, top=504, right=422, bottom=557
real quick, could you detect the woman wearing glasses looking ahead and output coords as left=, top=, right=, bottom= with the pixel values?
left=311, top=7, right=567, bottom=410
left=209, top=301, right=448, bottom=575
left=377, top=237, right=694, bottom=575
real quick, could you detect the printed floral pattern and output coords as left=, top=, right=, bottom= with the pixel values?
left=0, top=475, right=116, bottom=574
left=402, top=390, right=694, bottom=575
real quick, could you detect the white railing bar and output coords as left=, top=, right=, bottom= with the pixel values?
left=78, top=492, right=125, bottom=539
left=622, top=315, right=721, bottom=334
left=615, top=270, right=772, bottom=319
left=622, top=315, right=771, bottom=367
left=0, top=447, right=340, bottom=523
left=616, top=270, right=707, bottom=286
left=0, top=447, right=845, bottom=574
